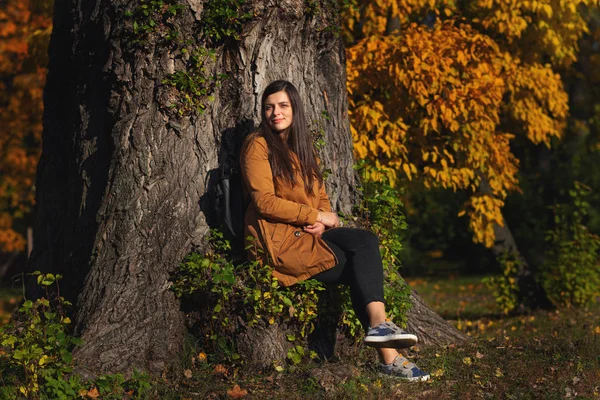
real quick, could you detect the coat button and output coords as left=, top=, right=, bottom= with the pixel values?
left=294, top=231, right=301, bottom=237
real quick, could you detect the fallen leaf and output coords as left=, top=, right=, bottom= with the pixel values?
left=462, top=357, right=472, bottom=366
left=495, top=367, right=503, bottom=377
left=227, top=384, right=248, bottom=398
left=86, top=387, right=100, bottom=398
left=214, top=364, right=227, bottom=374
left=184, top=369, right=192, bottom=379
left=476, top=351, right=484, bottom=359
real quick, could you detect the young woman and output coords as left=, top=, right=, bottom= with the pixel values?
left=240, top=80, right=430, bottom=382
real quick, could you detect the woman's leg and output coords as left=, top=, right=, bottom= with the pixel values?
left=310, top=239, right=371, bottom=331
left=321, top=228, right=385, bottom=324
left=317, top=228, right=385, bottom=332
left=366, top=301, right=386, bottom=328
left=313, top=229, right=430, bottom=380
left=317, top=229, right=405, bottom=363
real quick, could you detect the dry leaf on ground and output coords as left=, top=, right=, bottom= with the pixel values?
left=86, top=387, right=100, bottom=398
left=214, top=364, right=227, bottom=374
left=227, top=384, right=248, bottom=398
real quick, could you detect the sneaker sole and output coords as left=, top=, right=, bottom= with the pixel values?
left=364, top=334, right=418, bottom=349
left=380, top=372, right=431, bottom=382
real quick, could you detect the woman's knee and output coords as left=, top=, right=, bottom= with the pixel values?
left=358, top=229, right=379, bottom=248
left=325, top=227, right=379, bottom=250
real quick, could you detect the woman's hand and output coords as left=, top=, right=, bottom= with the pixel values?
left=304, top=222, right=326, bottom=237
left=317, top=211, right=340, bottom=228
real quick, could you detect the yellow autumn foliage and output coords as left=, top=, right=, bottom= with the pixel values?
left=344, top=0, right=597, bottom=66
left=467, top=0, right=599, bottom=67
left=344, top=0, right=591, bottom=247
left=0, top=0, right=49, bottom=252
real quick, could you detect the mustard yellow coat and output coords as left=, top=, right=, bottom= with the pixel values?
left=240, top=132, right=337, bottom=286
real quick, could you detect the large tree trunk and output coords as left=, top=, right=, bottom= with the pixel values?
left=30, top=0, right=466, bottom=376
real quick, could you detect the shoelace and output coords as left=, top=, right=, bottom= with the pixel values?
left=382, top=321, right=405, bottom=334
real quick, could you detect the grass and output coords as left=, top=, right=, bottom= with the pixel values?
left=2, top=276, right=599, bottom=398
left=153, top=274, right=600, bottom=399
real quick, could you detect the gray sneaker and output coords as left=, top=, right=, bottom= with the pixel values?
left=364, top=321, right=418, bottom=349
left=379, top=355, right=431, bottom=382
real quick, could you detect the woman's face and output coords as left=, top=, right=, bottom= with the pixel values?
left=264, top=90, right=293, bottom=133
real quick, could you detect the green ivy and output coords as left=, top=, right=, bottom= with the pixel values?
left=162, top=47, right=226, bottom=116
left=304, top=0, right=320, bottom=17
left=311, top=110, right=332, bottom=150
left=123, top=0, right=183, bottom=42
left=202, top=0, right=253, bottom=42
left=172, top=230, right=325, bottom=364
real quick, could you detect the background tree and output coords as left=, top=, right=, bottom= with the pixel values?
left=0, top=0, right=51, bottom=258
left=343, top=0, right=597, bottom=308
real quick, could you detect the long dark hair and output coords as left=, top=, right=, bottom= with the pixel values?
left=258, top=80, right=323, bottom=195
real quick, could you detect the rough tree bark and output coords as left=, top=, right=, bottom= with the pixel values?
left=30, top=0, right=467, bottom=376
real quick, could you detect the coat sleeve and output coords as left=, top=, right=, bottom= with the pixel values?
left=240, top=136, right=319, bottom=225
left=317, top=181, right=331, bottom=213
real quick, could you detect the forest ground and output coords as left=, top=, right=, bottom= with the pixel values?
left=1, top=275, right=599, bottom=399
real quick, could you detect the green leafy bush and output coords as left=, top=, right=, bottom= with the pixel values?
left=0, top=272, right=153, bottom=399
left=172, top=230, right=325, bottom=364
left=0, top=272, right=82, bottom=398
left=353, top=160, right=413, bottom=331
left=541, top=182, right=600, bottom=307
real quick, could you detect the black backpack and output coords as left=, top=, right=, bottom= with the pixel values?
left=206, top=125, right=253, bottom=252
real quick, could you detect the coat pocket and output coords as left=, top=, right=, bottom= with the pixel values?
left=275, top=230, right=312, bottom=277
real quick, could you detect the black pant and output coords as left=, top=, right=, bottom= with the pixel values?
left=312, top=227, right=385, bottom=331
